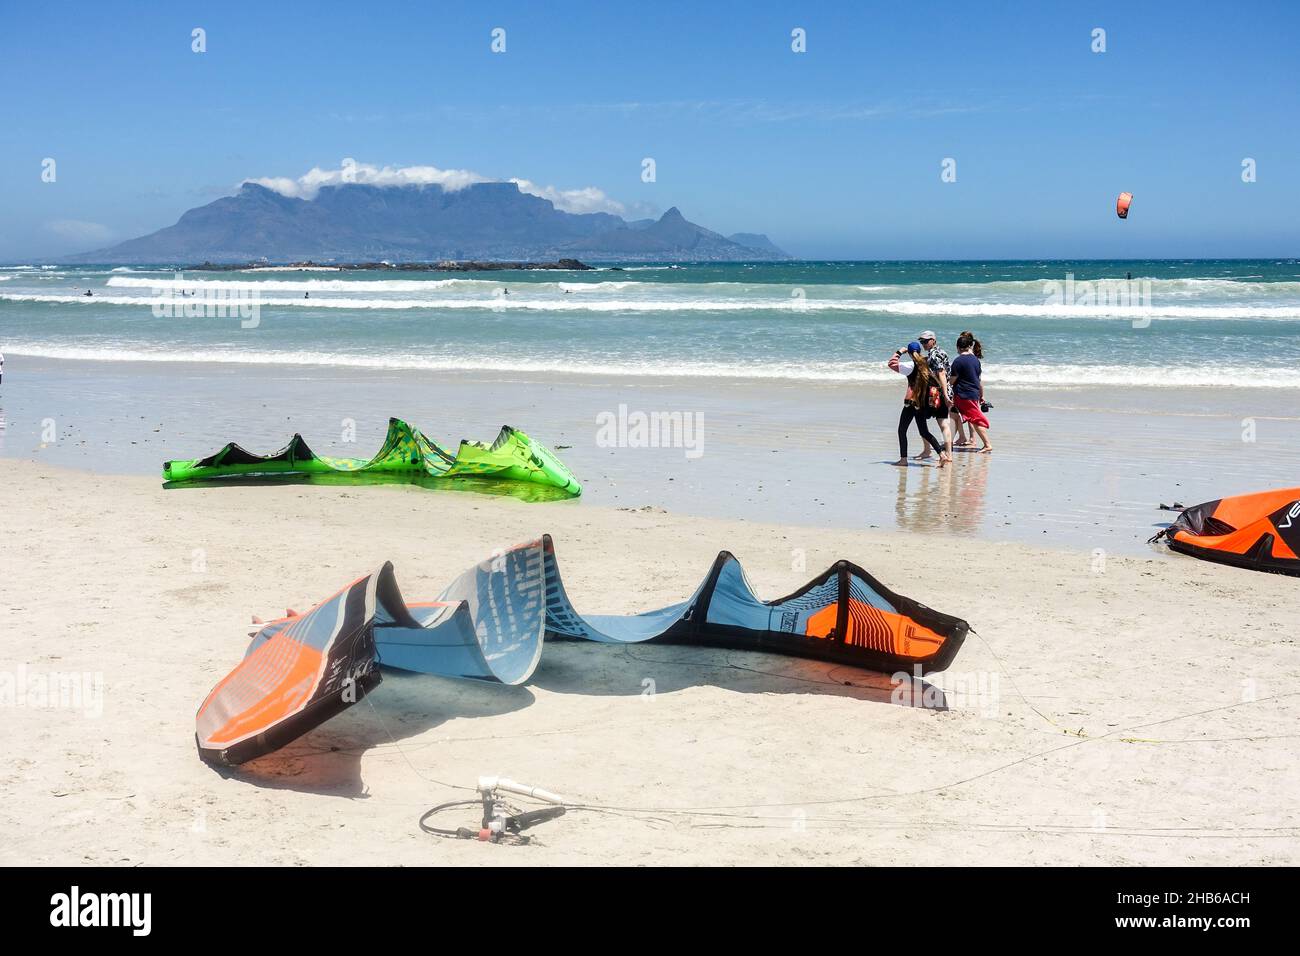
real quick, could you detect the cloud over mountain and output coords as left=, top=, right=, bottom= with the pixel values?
left=244, top=159, right=627, bottom=215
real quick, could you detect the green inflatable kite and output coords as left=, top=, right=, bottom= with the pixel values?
left=163, top=417, right=581, bottom=497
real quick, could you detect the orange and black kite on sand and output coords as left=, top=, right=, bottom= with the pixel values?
left=1152, top=488, right=1300, bottom=576
left=195, top=536, right=970, bottom=765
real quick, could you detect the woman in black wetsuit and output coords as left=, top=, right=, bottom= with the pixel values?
left=887, top=342, right=947, bottom=467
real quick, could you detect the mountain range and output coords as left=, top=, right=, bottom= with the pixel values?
left=66, top=182, right=789, bottom=264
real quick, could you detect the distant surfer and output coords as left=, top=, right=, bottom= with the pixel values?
left=1126, top=271, right=1132, bottom=280
left=83, top=289, right=93, bottom=296
left=304, top=291, right=310, bottom=299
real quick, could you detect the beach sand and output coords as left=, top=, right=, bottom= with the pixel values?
left=2, top=458, right=1297, bottom=866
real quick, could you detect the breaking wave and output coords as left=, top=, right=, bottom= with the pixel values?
left=7, top=343, right=1300, bottom=388
left=8, top=290, right=1300, bottom=319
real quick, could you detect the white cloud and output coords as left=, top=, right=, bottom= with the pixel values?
left=243, top=159, right=488, bottom=199
left=245, top=176, right=304, bottom=196
left=509, top=179, right=625, bottom=216
left=244, top=160, right=626, bottom=215
left=46, top=220, right=114, bottom=243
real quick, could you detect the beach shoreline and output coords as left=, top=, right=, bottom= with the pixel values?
left=2, top=458, right=1297, bottom=866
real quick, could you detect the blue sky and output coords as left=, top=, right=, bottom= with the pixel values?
left=1, top=1, right=1297, bottom=260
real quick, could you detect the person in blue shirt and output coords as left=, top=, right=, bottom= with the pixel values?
left=949, top=331, right=992, bottom=453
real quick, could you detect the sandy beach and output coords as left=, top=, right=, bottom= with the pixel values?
left=3, top=456, right=1297, bottom=866
left=4, top=264, right=1299, bottom=870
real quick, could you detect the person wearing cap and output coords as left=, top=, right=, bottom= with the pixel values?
left=914, top=330, right=953, bottom=460
left=887, top=341, right=948, bottom=467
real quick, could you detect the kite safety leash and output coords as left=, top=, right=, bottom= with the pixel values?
left=419, top=776, right=567, bottom=845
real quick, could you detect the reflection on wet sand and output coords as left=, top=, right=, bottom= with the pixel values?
left=894, top=452, right=990, bottom=536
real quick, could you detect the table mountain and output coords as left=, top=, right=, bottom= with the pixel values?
left=65, top=182, right=789, bottom=264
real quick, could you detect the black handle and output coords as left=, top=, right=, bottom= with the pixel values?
left=509, top=806, right=567, bottom=831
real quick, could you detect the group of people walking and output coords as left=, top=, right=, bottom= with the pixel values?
left=888, top=329, right=992, bottom=467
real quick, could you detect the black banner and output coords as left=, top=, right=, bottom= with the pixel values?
left=5, top=866, right=1277, bottom=940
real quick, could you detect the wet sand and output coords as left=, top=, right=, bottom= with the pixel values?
left=2, top=354, right=1299, bottom=555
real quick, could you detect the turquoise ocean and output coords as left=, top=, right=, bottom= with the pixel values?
left=2, top=259, right=1299, bottom=389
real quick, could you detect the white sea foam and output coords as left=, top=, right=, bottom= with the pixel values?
left=856, top=299, right=1300, bottom=319
left=9, top=290, right=1300, bottom=319
left=235, top=266, right=354, bottom=272
left=556, top=280, right=642, bottom=292
left=102, top=274, right=1300, bottom=294
left=942, top=276, right=1300, bottom=297
left=8, top=343, right=1299, bottom=388
left=106, top=275, right=482, bottom=292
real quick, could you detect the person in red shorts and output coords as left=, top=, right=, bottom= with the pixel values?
left=950, top=331, right=992, bottom=453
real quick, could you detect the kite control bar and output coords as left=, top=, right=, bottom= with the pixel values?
left=419, top=776, right=567, bottom=845
left=474, top=777, right=566, bottom=843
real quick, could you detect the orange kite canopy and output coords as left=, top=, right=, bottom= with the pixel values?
left=1151, top=487, right=1300, bottom=576
left=1116, top=191, right=1133, bottom=219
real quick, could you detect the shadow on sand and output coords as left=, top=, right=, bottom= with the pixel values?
left=163, top=471, right=580, bottom=503
left=209, top=644, right=950, bottom=797
left=531, top=642, right=946, bottom=705
left=208, top=671, right=536, bottom=797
